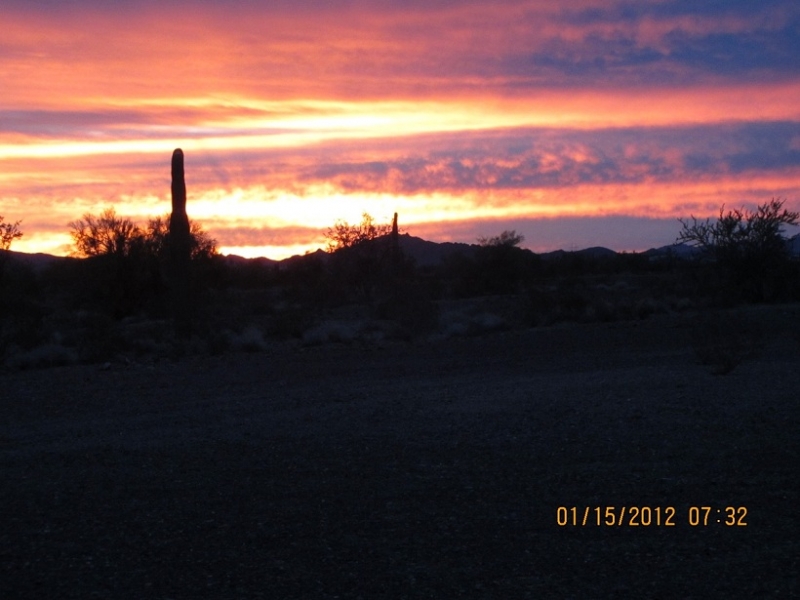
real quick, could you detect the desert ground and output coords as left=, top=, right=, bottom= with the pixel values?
left=2, top=305, right=798, bottom=598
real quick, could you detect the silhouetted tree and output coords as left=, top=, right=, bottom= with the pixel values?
left=677, top=198, right=799, bottom=301
left=322, top=212, right=400, bottom=302
left=477, top=229, right=525, bottom=248
left=145, top=215, right=218, bottom=262
left=1, top=216, right=23, bottom=252
left=0, top=216, right=23, bottom=286
left=473, top=229, right=535, bottom=295
left=68, top=209, right=216, bottom=262
left=64, top=155, right=216, bottom=320
left=66, top=209, right=148, bottom=316
left=678, top=199, right=798, bottom=261
left=69, top=208, right=143, bottom=258
left=325, top=212, right=392, bottom=252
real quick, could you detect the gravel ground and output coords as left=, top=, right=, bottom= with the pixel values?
left=1, top=309, right=798, bottom=598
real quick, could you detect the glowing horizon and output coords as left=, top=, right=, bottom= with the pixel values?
left=2, top=1, right=799, bottom=259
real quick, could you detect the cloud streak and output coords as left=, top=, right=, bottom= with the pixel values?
left=1, top=0, right=799, bottom=258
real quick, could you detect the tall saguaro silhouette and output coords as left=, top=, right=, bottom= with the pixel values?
left=170, top=148, right=192, bottom=337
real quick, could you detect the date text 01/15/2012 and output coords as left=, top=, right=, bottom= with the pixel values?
left=556, top=506, right=748, bottom=527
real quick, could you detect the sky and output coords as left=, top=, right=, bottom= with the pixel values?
left=2, top=0, right=799, bottom=259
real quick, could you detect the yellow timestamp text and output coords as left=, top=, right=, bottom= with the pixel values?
left=556, top=506, right=748, bottom=527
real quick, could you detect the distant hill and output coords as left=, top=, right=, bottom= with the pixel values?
left=642, top=236, right=800, bottom=260
left=4, top=233, right=797, bottom=274
left=271, top=234, right=477, bottom=269
left=539, top=246, right=617, bottom=261
left=2, top=250, right=72, bottom=273
left=397, top=234, right=476, bottom=267
left=786, top=233, right=800, bottom=257
left=642, top=243, right=701, bottom=260
left=220, top=254, right=279, bottom=269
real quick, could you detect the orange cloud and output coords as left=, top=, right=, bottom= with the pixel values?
left=2, top=1, right=799, bottom=258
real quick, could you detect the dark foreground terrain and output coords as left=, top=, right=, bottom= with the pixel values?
left=2, top=306, right=798, bottom=599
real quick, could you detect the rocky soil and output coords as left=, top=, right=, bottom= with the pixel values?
left=2, top=307, right=798, bottom=598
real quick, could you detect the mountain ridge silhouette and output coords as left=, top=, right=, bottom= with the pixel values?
left=6, top=232, right=800, bottom=269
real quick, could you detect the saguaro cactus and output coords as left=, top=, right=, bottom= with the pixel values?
left=170, top=148, right=192, bottom=336
left=170, top=149, right=191, bottom=251
left=389, top=212, right=401, bottom=271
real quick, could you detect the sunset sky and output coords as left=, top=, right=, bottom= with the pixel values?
left=2, top=0, right=799, bottom=259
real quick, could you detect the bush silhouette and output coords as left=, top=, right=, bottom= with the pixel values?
left=69, top=209, right=142, bottom=258
left=1, top=216, right=23, bottom=253
left=0, top=215, right=23, bottom=290
left=65, top=203, right=217, bottom=319
left=677, top=199, right=799, bottom=302
left=476, top=229, right=525, bottom=248
left=325, top=212, right=392, bottom=252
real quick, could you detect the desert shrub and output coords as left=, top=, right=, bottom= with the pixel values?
left=0, top=216, right=23, bottom=251
left=65, top=208, right=219, bottom=319
left=689, top=311, right=762, bottom=375
left=276, top=253, right=327, bottom=306
left=114, top=316, right=172, bottom=356
left=143, top=215, right=218, bottom=263
left=301, top=320, right=362, bottom=345
left=375, top=283, right=439, bottom=338
left=204, top=329, right=231, bottom=356
left=0, top=295, right=47, bottom=356
left=228, top=326, right=269, bottom=352
left=439, top=309, right=508, bottom=338
left=69, top=209, right=142, bottom=258
left=0, top=216, right=24, bottom=287
left=677, top=199, right=799, bottom=302
left=73, top=311, right=124, bottom=362
left=582, top=298, right=619, bottom=323
left=213, top=256, right=278, bottom=291
left=69, top=209, right=217, bottom=262
left=267, top=304, right=318, bottom=340
left=522, top=286, right=558, bottom=326
left=476, top=230, right=525, bottom=247
left=521, top=273, right=683, bottom=326
left=633, top=297, right=661, bottom=320
left=442, top=248, right=537, bottom=298
left=325, top=212, right=393, bottom=252
left=0, top=262, right=43, bottom=363
left=670, top=296, right=694, bottom=312
left=5, top=343, right=78, bottom=370
left=320, top=212, right=413, bottom=311
left=73, top=254, right=154, bottom=318
left=551, top=279, right=591, bottom=322
left=0, top=254, right=38, bottom=302
left=324, top=237, right=406, bottom=304
left=444, top=233, right=538, bottom=298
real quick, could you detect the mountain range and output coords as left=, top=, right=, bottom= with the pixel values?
left=4, top=233, right=800, bottom=271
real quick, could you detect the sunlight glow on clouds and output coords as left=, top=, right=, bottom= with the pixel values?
left=1, top=0, right=799, bottom=258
